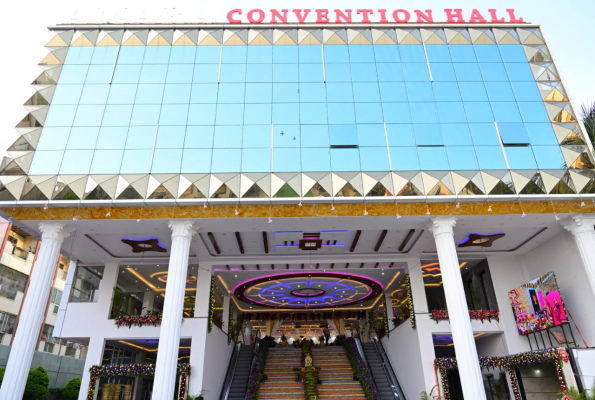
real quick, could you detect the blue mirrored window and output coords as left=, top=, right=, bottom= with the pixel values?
left=89, top=47, right=118, bottom=64
left=504, top=146, right=538, bottom=169
left=35, top=40, right=568, bottom=181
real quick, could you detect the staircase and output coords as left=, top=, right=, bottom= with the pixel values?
left=258, top=348, right=304, bottom=400
left=312, top=347, right=367, bottom=400
left=362, top=342, right=395, bottom=400
left=227, top=344, right=254, bottom=400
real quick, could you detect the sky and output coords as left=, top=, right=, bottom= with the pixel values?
left=0, top=0, right=593, bottom=160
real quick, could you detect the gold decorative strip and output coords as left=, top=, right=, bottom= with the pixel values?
left=3, top=200, right=594, bottom=221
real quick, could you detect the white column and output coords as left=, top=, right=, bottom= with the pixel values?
left=222, top=294, right=230, bottom=333
left=429, top=217, right=486, bottom=400
left=1, top=223, right=70, bottom=400
left=153, top=221, right=196, bottom=400
left=77, top=337, right=104, bottom=400
left=563, top=215, right=595, bottom=297
left=142, top=289, right=156, bottom=314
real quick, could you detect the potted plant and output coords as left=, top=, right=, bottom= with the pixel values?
left=186, top=389, right=208, bottom=400
left=560, top=386, right=595, bottom=400
left=420, top=386, right=444, bottom=400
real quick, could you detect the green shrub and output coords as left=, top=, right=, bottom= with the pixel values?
left=63, top=377, right=82, bottom=400
left=0, top=367, right=5, bottom=386
left=23, top=366, right=49, bottom=400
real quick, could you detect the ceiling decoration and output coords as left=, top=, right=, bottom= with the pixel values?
left=233, top=272, right=383, bottom=309
left=121, top=237, right=167, bottom=253
left=458, top=232, right=506, bottom=248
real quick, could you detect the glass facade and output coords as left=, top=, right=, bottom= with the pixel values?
left=4, top=26, right=594, bottom=200
left=36, top=42, right=565, bottom=175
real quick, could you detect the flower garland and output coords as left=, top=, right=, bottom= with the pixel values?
left=245, top=338, right=271, bottom=399
left=227, top=306, right=234, bottom=345
left=86, top=363, right=191, bottom=400
left=344, top=338, right=381, bottom=400
left=208, top=276, right=215, bottom=333
left=434, top=348, right=570, bottom=400
left=507, top=367, right=521, bottom=400
left=429, top=309, right=500, bottom=324
left=242, top=311, right=366, bottom=321
left=404, top=275, right=415, bottom=329
left=301, top=341, right=319, bottom=400
left=383, top=303, right=390, bottom=338
left=114, top=313, right=162, bottom=328
left=179, top=372, right=187, bottom=400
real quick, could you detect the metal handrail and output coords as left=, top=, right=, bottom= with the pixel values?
left=372, top=339, right=406, bottom=399
left=219, top=341, right=242, bottom=400
left=353, top=336, right=381, bottom=394
left=246, top=330, right=262, bottom=389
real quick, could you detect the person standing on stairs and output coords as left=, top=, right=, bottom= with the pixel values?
left=323, top=326, right=330, bottom=346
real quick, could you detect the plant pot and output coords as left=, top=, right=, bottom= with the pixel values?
left=198, top=396, right=204, bottom=400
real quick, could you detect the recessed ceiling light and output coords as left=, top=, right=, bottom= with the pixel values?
left=235, top=275, right=237, bottom=277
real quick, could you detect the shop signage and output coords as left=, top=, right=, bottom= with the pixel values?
left=226, top=8, right=524, bottom=24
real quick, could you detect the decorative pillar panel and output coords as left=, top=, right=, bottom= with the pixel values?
left=429, top=217, right=487, bottom=400
left=0, top=223, right=70, bottom=400
left=563, top=215, right=595, bottom=298
left=142, top=289, right=156, bottom=314
left=222, top=294, right=230, bottom=332
left=153, top=221, right=196, bottom=400
left=194, top=264, right=212, bottom=318
left=408, top=260, right=429, bottom=313
left=54, top=258, right=77, bottom=337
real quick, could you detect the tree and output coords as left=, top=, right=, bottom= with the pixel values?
left=63, top=377, right=82, bottom=400
left=23, top=366, right=50, bottom=400
left=581, top=102, right=595, bottom=146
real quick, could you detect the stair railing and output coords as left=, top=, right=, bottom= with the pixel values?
left=245, top=330, right=262, bottom=397
left=219, top=340, right=242, bottom=400
left=353, top=336, right=376, bottom=386
left=372, top=339, right=406, bottom=399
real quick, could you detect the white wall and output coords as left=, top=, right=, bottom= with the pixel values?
left=382, top=322, right=427, bottom=400
left=197, top=326, right=234, bottom=400
left=519, top=231, right=595, bottom=346
left=487, top=231, right=595, bottom=354
left=571, top=348, right=595, bottom=390
left=486, top=256, right=532, bottom=355
left=475, top=333, right=508, bottom=358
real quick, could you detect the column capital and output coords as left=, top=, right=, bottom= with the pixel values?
left=38, top=222, right=72, bottom=242
left=168, top=220, right=197, bottom=240
left=428, top=216, right=457, bottom=237
left=562, top=214, right=595, bottom=236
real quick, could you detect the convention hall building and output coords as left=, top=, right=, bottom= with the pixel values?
left=0, top=10, right=595, bottom=400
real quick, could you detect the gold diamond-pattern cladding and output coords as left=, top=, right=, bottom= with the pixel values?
left=2, top=26, right=594, bottom=202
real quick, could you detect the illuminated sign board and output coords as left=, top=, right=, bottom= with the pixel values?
left=226, top=8, right=524, bottom=24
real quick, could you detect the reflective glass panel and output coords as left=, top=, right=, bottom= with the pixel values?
left=152, top=149, right=183, bottom=173
left=331, top=148, right=360, bottom=171
left=418, top=147, right=449, bottom=170
left=89, top=150, right=123, bottom=174
left=301, top=125, right=329, bottom=148
left=386, top=124, right=416, bottom=146
left=446, top=147, right=479, bottom=170
left=360, top=147, right=390, bottom=171
left=504, top=146, right=538, bottom=169
left=181, top=149, right=212, bottom=173
left=390, top=146, right=420, bottom=170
